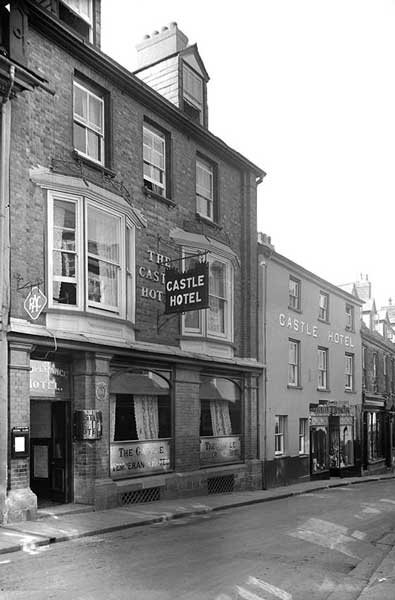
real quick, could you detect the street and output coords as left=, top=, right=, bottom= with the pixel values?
left=1, top=480, right=395, bottom=600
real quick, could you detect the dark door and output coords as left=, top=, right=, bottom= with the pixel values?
left=50, top=402, right=70, bottom=502
left=30, top=401, right=70, bottom=503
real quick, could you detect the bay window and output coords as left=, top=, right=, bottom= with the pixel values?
left=48, top=191, right=133, bottom=318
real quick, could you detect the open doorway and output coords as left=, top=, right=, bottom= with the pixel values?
left=30, top=400, right=71, bottom=506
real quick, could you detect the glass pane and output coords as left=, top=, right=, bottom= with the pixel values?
left=54, top=200, right=75, bottom=229
left=87, top=129, right=100, bottom=161
left=74, top=122, right=86, bottom=153
left=88, top=206, right=119, bottom=263
left=88, top=94, right=103, bottom=130
left=210, top=261, right=225, bottom=297
left=208, top=297, right=225, bottom=333
left=53, top=251, right=76, bottom=278
left=53, top=281, right=77, bottom=305
left=74, top=85, right=87, bottom=120
left=185, top=310, right=200, bottom=330
left=88, top=257, right=118, bottom=307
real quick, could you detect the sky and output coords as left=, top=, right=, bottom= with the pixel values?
left=101, top=0, right=395, bottom=309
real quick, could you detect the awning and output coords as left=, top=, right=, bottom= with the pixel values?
left=200, top=378, right=239, bottom=402
left=110, top=372, right=169, bottom=396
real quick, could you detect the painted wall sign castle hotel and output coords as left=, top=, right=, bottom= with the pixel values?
left=279, top=313, right=355, bottom=347
left=138, top=249, right=210, bottom=314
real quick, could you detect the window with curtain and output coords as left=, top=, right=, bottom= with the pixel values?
left=48, top=192, right=134, bottom=318
left=143, top=123, right=167, bottom=197
left=196, top=157, right=214, bottom=220
left=199, top=378, right=241, bottom=437
left=114, top=395, right=171, bottom=442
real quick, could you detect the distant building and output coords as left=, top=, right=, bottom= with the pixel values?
left=258, top=234, right=363, bottom=488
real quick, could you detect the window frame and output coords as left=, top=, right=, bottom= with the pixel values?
left=345, top=303, right=354, bottom=331
left=288, top=339, right=300, bottom=387
left=275, top=415, right=287, bottom=456
left=143, top=120, right=170, bottom=199
left=196, top=155, right=217, bottom=222
left=288, top=276, right=301, bottom=311
left=317, top=347, right=328, bottom=390
left=182, top=248, right=233, bottom=342
left=47, top=190, right=133, bottom=319
left=345, top=353, right=354, bottom=391
left=318, top=291, right=329, bottom=322
left=73, top=79, right=105, bottom=166
left=299, top=418, right=308, bottom=455
left=182, top=62, right=204, bottom=124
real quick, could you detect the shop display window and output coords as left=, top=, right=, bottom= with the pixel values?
left=199, top=377, right=242, bottom=466
left=310, top=426, right=328, bottom=472
left=367, top=411, right=385, bottom=461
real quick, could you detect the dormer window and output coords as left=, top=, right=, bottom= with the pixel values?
left=182, top=63, right=204, bottom=124
left=59, top=0, right=93, bottom=41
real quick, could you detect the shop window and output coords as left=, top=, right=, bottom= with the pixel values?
left=288, top=339, right=300, bottom=387
left=299, top=418, right=308, bottom=454
left=48, top=192, right=134, bottom=319
left=317, top=347, right=328, bottom=390
left=367, top=411, right=385, bottom=461
left=329, top=416, right=354, bottom=469
left=182, top=63, right=204, bottom=124
left=199, top=378, right=241, bottom=466
left=345, top=353, right=354, bottom=391
left=143, top=121, right=169, bottom=198
left=196, top=156, right=216, bottom=222
left=288, top=276, right=301, bottom=311
left=183, top=251, right=233, bottom=342
left=275, top=415, right=287, bottom=456
left=319, top=291, right=329, bottom=322
left=73, top=79, right=105, bottom=165
left=310, top=426, right=328, bottom=473
left=362, top=346, right=367, bottom=389
left=114, top=395, right=171, bottom=441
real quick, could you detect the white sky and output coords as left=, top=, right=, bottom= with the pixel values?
left=101, top=0, right=395, bottom=308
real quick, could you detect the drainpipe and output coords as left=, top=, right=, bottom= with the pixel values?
left=0, top=65, right=15, bottom=523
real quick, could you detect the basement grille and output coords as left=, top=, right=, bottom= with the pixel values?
left=120, top=487, right=161, bottom=505
left=207, top=474, right=234, bottom=495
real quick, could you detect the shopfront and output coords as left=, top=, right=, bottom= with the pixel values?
left=362, top=396, right=392, bottom=473
left=310, top=402, right=357, bottom=479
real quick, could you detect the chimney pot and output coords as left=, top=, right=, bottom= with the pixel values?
left=152, top=30, right=159, bottom=36
left=136, top=23, right=189, bottom=69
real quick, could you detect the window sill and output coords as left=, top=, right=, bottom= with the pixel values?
left=72, top=151, right=116, bottom=178
left=345, top=327, right=355, bottom=333
left=287, top=384, right=303, bottom=390
left=46, top=307, right=135, bottom=328
left=274, top=454, right=287, bottom=459
left=143, top=186, right=176, bottom=207
left=345, top=389, right=356, bottom=394
left=179, top=334, right=235, bottom=348
left=195, top=213, right=222, bottom=230
left=317, top=387, right=331, bottom=393
left=288, top=306, right=302, bottom=314
left=318, top=318, right=330, bottom=324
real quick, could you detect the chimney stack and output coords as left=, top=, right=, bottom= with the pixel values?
left=136, top=22, right=189, bottom=69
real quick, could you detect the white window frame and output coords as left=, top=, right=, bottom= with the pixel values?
left=345, top=303, right=354, bottom=331
left=345, top=353, right=354, bottom=391
left=275, top=415, right=287, bottom=456
left=196, top=157, right=214, bottom=221
left=318, top=347, right=328, bottom=390
left=289, top=276, right=300, bottom=310
left=61, top=0, right=92, bottom=25
left=143, top=123, right=166, bottom=197
left=47, top=191, right=132, bottom=318
left=299, top=418, right=308, bottom=455
left=288, top=339, right=300, bottom=387
left=319, top=291, right=329, bottom=321
left=183, top=63, right=203, bottom=119
left=182, top=249, right=233, bottom=342
left=73, top=81, right=104, bottom=165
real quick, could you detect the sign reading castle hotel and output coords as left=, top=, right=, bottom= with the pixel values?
left=165, top=262, right=209, bottom=314
left=279, top=313, right=355, bottom=347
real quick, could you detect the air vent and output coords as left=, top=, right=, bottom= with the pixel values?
left=120, top=487, right=161, bottom=505
left=207, top=474, right=234, bottom=495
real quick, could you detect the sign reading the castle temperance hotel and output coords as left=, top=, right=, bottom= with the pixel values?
left=165, top=262, right=209, bottom=314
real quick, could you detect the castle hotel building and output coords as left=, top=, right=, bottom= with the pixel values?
left=0, top=1, right=264, bottom=522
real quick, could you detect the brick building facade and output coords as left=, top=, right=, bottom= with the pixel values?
left=0, top=1, right=264, bottom=522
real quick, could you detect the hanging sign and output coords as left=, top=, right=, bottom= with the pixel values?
left=164, top=262, right=209, bottom=314
left=24, top=286, right=47, bottom=320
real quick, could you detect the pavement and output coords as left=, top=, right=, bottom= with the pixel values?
left=1, top=473, right=395, bottom=599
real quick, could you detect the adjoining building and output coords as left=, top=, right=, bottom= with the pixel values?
left=0, top=1, right=265, bottom=523
left=258, top=234, right=363, bottom=488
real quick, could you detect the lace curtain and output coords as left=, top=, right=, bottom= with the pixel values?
left=210, top=400, right=232, bottom=436
left=134, top=395, right=159, bottom=440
